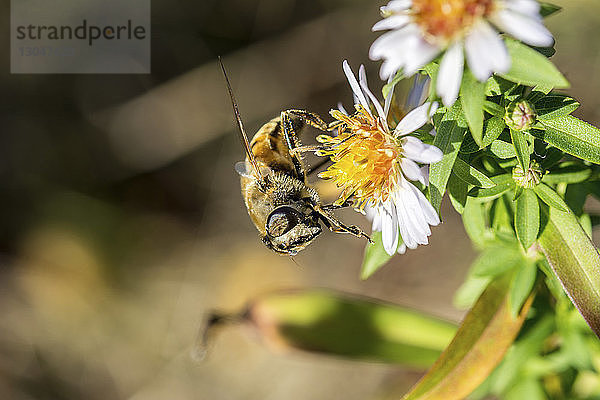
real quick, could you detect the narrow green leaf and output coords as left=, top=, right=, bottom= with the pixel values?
left=361, top=231, right=392, bottom=280
left=538, top=207, right=600, bottom=338
left=536, top=115, right=600, bottom=164
left=534, top=94, right=579, bottom=120
left=485, top=77, right=516, bottom=97
left=483, top=100, right=505, bottom=116
left=469, top=174, right=515, bottom=200
left=460, top=133, right=480, bottom=154
left=533, top=183, right=569, bottom=212
left=509, top=263, right=537, bottom=317
left=490, top=140, right=516, bottom=159
left=460, top=71, right=486, bottom=147
left=542, top=163, right=592, bottom=185
left=526, top=85, right=553, bottom=103
left=448, top=174, right=468, bottom=214
left=500, top=38, right=569, bottom=89
left=510, top=129, right=531, bottom=172
left=453, top=157, right=496, bottom=188
left=515, top=189, right=540, bottom=249
left=402, top=274, right=533, bottom=400
left=246, top=289, right=457, bottom=366
left=482, top=116, right=506, bottom=147
left=430, top=101, right=468, bottom=212
left=504, top=379, right=546, bottom=400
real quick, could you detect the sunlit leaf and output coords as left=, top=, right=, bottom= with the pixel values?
left=468, top=174, right=514, bottom=200
left=453, top=157, right=495, bottom=188
left=535, top=94, right=579, bottom=120
left=509, top=262, right=537, bottom=318
left=402, top=274, right=533, bottom=400
left=533, top=183, right=569, bottom=212
left=515, top=189, right=540, bottom=249
left=490, top=140, right=517, bottom=159
left=538, top=207, right=600, bottom=338
left=361, top=231, right=393, bottom=280
left=500, top=38, right=569, bottom=89
left=244, top=289, right=457, bottom=366
left=482, top=116, right=506, bottom=147
left=460, top=71, right=486, bottom=147
left=430, top=101, right=467, bottom=212
left=536, top=115, right=600, bottom=164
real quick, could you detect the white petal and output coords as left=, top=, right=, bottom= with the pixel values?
left=372, top=15, right=410, bottom=31
left=381, top=202, right=399, bottom=255
left=381, top=0, right=412, bottom=14
left=419, top=165, right=430, bottom=184
left=437, top=42, right=464, bottom=106
left=396, top=183, right=431, bottom=242
left=383, top=74, right=395, bottom=118
left=400, top=158, right=426, bottom=184
left=394, top=102, right=438, bottom=136
left=408, top=181, right=440, bottom=225
left=396, top=243, right=407, bottom=254
left=491, top=9, right=554, bottom=47
left=393, top=196, right=417, bottom=249
left=402, top=136, right=443, bottom=163
left=402, top=39, right=440, bottom=75
left=359, top=65, right=386, bottom=119
left=343, top=60, right=372, bottom=115
left=505, top=0, right=541, bottom=18
left=465, top=20, right=510, bottom=81
left=370, top=28, right=412, bottom=60
left=337, top=102, right=348, bottom=115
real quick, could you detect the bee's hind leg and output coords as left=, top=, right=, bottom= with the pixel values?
left=313, top=204, right=373, bottom=244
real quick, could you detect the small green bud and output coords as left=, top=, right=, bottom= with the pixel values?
left=504, top=100, right=536, bottom=131
left=512, top=160, right=543, bottom=188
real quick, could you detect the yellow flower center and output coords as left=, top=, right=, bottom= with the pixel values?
left=317, top=106, right=402, bottom=210
left=412, top=0, right=495, bottom=42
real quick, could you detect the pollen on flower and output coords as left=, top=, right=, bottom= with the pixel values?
left=317, top=105, right=402, bottom=210
left=412, top=0, right=495, bottom=42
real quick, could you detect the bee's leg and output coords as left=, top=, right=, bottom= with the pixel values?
left=306, top=157, right=330, bottom=176
left=280, top=110, right=308, bottom=178
left=313, top=204, right=373, bottom=243
left=321, top=199, right=353, bottom=210
left=284, top=109, right=335, bottom=132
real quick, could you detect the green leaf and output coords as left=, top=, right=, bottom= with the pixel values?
left=539, top=2, right=561, bottom=18
left=460, top=71, right=486, bottom=147
left=485, top=77, right=516, bottom=97
left=500, top=38, right=569, bottom=89
left=490, top=140, right=516, bottom=159
left=471, top=245, right=523, bottom=278
left=487, top=315, right=554, bottom=395
left=538, top=206, right=600, bottom=338
left=453, top=157, right=496, bottom=188
left=361, top=231, right=392, bottom=280
left=402, top=274, right=533, bottom=400
left=536, top=115, right=600, bottom=164
left=533, top=183, right=569, bottom=212
left=469, top=174, right=515, bottom=200
left=504, top=379, right=546, bottom=400
left=534, top=94, right=579, bottom=120
left=515, top=189, right=540, bottom=249
left=448, top=174, right=468, bottom=214
left=542, top=163, right=592, bottom=185
left=482, top=116, right=506, bottom=147
left=462, top=198, right=491, bottom=249
left=454, top=275, right=491, bottom=310
left=510, top=129, right=531, bottom=172
left=246, top=289, right=457, bottom=366
left=460, top=133, right=480, bottom=154
left=430, top=101, right=468, bottom=212
left=483, top=100, right=505, bottom=116
left=509, top=262, right=537, bottom=317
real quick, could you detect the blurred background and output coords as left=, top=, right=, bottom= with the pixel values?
left=0, top=0, right=599, bottom=398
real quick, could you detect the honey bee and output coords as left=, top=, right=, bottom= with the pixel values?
left=219, top=58, right=371, bottom=255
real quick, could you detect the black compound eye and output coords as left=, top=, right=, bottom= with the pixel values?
left=266, top=206, right=303, bottom=237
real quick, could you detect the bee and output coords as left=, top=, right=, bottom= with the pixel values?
left=219, top=58, right=371, bottom=255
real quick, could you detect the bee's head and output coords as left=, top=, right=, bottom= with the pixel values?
left=262, top=205, right=322, bottom=256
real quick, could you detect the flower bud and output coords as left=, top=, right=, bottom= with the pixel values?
left=504, top=100, right=536, bottom=131
left=512, top=160, right=543, bottom=188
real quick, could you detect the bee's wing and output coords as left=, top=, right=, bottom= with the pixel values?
left=219, top=57, right=262, bottom=181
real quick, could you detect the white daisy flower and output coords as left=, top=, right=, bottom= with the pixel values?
left=370, top=0, right=555, bottom=106
left=317, top=61, right=443, bottom=255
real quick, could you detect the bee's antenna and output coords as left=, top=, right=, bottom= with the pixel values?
left=218, top=57, right=262, bottom=180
